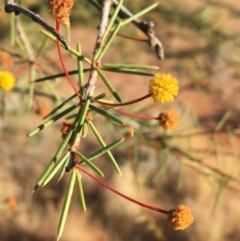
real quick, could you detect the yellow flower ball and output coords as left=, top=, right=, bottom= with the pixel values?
left=0, top=71, right=15, bottom=91
left=148, top=74, right=179, bottom=103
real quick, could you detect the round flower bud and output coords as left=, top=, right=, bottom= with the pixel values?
left=36, top=105, right=51, bottom=117
left=148, top=74, right=179, bottom=103
left=0, top=51, right=14, bottom=70
left=158, top=109, right=179, bottom=130
left=0, top=71, right=15, bottom=91
left=167, top=204, right=194, bottom=230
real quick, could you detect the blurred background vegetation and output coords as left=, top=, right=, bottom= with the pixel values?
left=1, top=0, right=240, bottom=241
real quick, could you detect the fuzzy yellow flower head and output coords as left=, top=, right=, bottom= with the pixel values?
left=167, top=204, right=194, bottom=230
left=0, top=71, right=15, bottom=91
left=47, top=0, right=75, bottom=27
left=148, top=74, right=179, bottom=103
left=158, top=109, right=179, bottom=130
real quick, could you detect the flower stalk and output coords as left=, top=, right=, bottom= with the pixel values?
left=96, top=93, right=152, bottom=107
left=76, top=165, right=194, bottom=230
left=76, top=165, right=170, bottom=214
left=55, top=18, right=82, bottom=99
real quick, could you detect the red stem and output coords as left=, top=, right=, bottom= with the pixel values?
left=96, top=93, right=152, bottom=107
left=76, top=165, right=170, bottom=215
left=33, top=93, right=41, bottom=111
left=116, top=108, right=157, bottom=120
left=55, top=18, right=82, bottom=100
left=14, top=62, right=29, bottom=76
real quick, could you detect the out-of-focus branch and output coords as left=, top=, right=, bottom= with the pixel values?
left=98, top=0, right=164, bottom=59
left=15, top=16, right=35, bottom=63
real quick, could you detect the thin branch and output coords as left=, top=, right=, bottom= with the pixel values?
left=98, top=0, right=164, bottom=59
left=172, top=145, right=240, bottom=185
left=85, top=0, right=112, bottom=98
left=15, top=16, right=35, bottom=62
left=13, top=87, right=54, bottom=99
left=4, top=0, right=69, bottom=50
left=71, top=1, right=112, bottom=152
